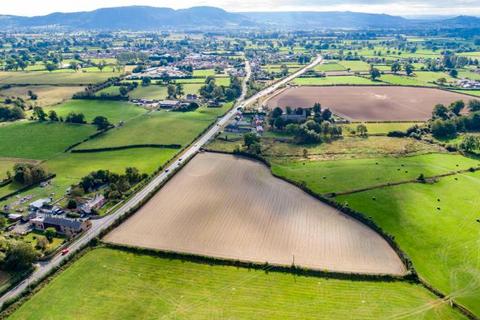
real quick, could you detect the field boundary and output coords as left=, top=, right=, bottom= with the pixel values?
left=203, top=150, right=480, bottom=320
left=70, top=144, right=182, bottom=153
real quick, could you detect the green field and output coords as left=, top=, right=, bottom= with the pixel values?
left=271, top=153, right=479, bottom=194
left=454, top=90, right=480, bottom=97
left=379, top=74, right=437, bottom=87
left=314, top=62, right=346, bottom=72
left=292, top=76, right=381, bottom=86
left=130, top=83, right=202, bottom=100
left=0, top=71, right=121, bottom=85
left=345, top=122, right=422, bottom=134
left=76, top=104, right=232, bottom=149
left=0, top=122, right=96, bottom=159
left=9, top=247, right=464, bottom=320
left=338, top=60, right=371, bottom=72
left=46, top=100, right=146, bottom=124
left=337, top=172, right=480, bottom=316
left=0, top=148, right=178, bottom=211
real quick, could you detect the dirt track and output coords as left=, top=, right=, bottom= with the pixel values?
left=266, top=86, right=473, bottom=121
left=105, top=152, right=406, bottom=275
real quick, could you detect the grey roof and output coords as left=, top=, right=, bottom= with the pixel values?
left=43, top=216, right=84, bottom=230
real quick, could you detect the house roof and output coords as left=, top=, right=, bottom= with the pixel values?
left=43, top=216, right=84, bottom=230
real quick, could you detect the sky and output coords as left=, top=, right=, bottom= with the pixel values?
left=1, top=0, right=480, bottom=17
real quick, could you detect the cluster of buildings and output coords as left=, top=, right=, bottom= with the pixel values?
left=127, top=66, right=189, bottom=80
left=176, top=53, right=232, bottom=70
left=132, top=94, right=202, bottom=110
left=5, top=194, right=105, bottom=237
left=225, top=112, right=265, bottom=134
left=456, top=78, right=480, bottom=89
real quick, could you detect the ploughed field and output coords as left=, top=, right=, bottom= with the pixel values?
left=267, top=86, right=472, bottom=121
left=105, top=152, right=406, bottom=275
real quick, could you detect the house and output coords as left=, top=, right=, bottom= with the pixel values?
left=225, top=123, right=252, bottom=133
left=158, top=100, right=181, bottom=109
left=28, top=198, right=51, bottom=212
left=8, top=213, right=22, bottom=222
left=207, top=100, right=221, bottom=108
left=32, top=216, right=91, bottom=237
left=79, top=195, right=106, bottom=215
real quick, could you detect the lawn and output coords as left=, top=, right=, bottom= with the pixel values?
left=292, top=76, right=381, bottom=86
left=271, top=153, right=479, bottom=194
left=46, top=100, right=146, bottom=124
left=8, top=247, right=464, bottom=320
left=0, top=71, right=121, bottom=85
left=0, top=122, right=96, bottom=160
left=337, top=172, right=480, bottom=316
left=76, top=103, right=232, bottom=149
left=192, top=69, right=216, bottom=77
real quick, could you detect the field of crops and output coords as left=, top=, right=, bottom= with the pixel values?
left=267, top=86, right=472, bottom=121
left=0, top=71, right=121, bottom=85
left=106, top=152, right=405, bottom=275
left=0, top=85, right=84, bottom=107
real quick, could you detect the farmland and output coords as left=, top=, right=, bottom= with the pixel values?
left=0, top=121, right=96, bottom=159
left=0, top=71, right=121, bottom=85
left=45, top=100, right=146, bottom=123
left=9, top=247, right=463, bottom=320
left=270, top=153, right=479, bottom=195
left=267, top=86, right=472, bottom=121
left=106, top=152, right=405, bottom=275
left=337, top=172, right=480, bottom=315
left=0, top=86, right=83, bottom=107
left=292, top=76, right=380, bottom=86
left=76, top=103, right=232, bottom=149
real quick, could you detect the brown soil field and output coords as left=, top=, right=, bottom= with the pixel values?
left=0, top=85, right=83, bottom=107
left=266, top=86, right=473, bottom=121
left=105, top=152, right=406, bottom=275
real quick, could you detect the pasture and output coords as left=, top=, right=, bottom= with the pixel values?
left=271, top=153, right=480, bottom=195
left=129, top=83, right=202, bottom=100
left=292, top=76, right=380, bottom=86
left=337, top=172, right=480, bottom=316
left=8, top=247, right=463, bottom=320
left=0, top=85, right=83, bottom=107
left=106, top=152, right=405, bottom=275
left=345, top=122, right=422, bottom=134
left=0, top=71, right=121, bottom=85
left=0, top=121, right=96, bottom=160
left=46, top=100, right=146, bottom=123
left=266, top=86, right=473, bottom=121
left=76, top=104, right=232, bottom=149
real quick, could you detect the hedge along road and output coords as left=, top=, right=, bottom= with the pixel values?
left=0, top=55, right=324, bottom=307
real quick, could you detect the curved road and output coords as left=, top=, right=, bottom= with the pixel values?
left=0, top=55, right=322, bottom=306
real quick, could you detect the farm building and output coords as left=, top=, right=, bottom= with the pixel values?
left=31, top=216, right=91, bottom=237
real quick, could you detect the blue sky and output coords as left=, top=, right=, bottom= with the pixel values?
left=1, top=0, right=480, bottom=17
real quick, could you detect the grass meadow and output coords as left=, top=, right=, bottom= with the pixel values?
left=46, top=100, right=146, bottom=123
left=8, top=247, right=464, bottom=320
left=0, top=121, right=96, bottom=160
left=337, top=172, right=480, bottom=316
left=292, top=76, right=381, bottom=86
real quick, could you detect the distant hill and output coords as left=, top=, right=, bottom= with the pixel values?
left=242, top=11, right=411, bottom=29
left=0, top=6, right=252, bottom=30
left=0, top=6, right=479, bottom=30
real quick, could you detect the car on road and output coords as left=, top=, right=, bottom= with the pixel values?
left=61, top=248, right=70, bottom=256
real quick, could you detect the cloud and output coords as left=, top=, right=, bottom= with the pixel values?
left=0, top=0, right=479, bottom=17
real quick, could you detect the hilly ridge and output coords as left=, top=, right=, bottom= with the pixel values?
left=0, top=6, right=479, bottom=30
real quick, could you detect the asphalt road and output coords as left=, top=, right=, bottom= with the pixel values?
left=0, top=55, right=322, bottom=306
